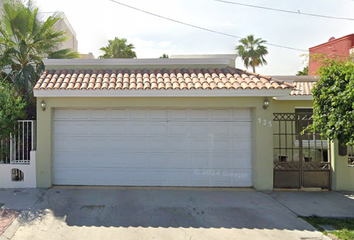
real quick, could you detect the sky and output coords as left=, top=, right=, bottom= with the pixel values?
left=33, top=0, right=354, bottom=75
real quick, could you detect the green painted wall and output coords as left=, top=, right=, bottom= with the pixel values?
left=274, top=100, right=354, bottom=191
left=273, top=100, right=313, bottom=113
left=330, top=141, right=354, bottom=191
left=36, top=97, right=274, bottom=190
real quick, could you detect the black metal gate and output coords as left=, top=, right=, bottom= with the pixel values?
left=273, top=112, right=331, bottom=189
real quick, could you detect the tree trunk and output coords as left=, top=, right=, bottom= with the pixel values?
left=252, top=65, right=256, bottom=73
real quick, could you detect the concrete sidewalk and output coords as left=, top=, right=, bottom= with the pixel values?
left=2, top=188, right=353, bottom=240
left=0, top=188, right=48, bottom=240
left=265, top=191, right=354, bottom=218
left=0, top=188, right=48, bottom=211
left=1, top=188, right=331, bottom=240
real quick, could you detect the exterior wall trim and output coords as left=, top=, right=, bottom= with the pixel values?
left=43, top=58, right=232, bottom=67
left=273, top=96, right=313, bottom=101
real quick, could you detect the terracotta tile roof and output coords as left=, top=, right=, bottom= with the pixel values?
left=34, top=67, right=293, bottom=91
left=290, top=81, right=316, bottom=96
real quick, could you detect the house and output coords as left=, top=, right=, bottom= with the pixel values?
left=2, top=56, right=353, bottom=190
left=309, top=34, right=354, bottom=75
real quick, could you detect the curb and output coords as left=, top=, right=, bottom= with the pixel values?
left=327, top=233, right=340, bottom=240
left=0, top=217, right=20, bottom=240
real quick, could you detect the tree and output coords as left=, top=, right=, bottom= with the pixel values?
left=235, top=35, right=268, bottom=73
left=296, top=66, right=308, bottom=76
left=159, top=54, right=169, bottom=59
left=99, top=37, right=136, bottom=59
left=310, top=60, right=354, bottom=146
left=0, top=0, right=79, bottom=118
left=0, top=82, right=25, bottom=139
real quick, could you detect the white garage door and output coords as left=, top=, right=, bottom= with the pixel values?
left=53, top=108, right=252, bottom=187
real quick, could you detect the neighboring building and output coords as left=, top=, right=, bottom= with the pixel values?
left=171, top=54, right=237, bottom=67
left=53, top=12, right=78, bottom=52
left=41, top=12, right=78, bottom=53
left=309, top=34, right=354, bottom=75
left=80, top=52, right=95, bottom=59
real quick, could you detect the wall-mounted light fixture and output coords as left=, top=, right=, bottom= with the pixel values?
left=263, top=98, right=270, bottom=110
left=40, top=100, right=46, bottom=111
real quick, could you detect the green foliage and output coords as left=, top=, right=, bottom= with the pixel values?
left=235, top=34, right=268, bottom=73
left=296, top=66, right=308, bottom=76
left=159, top=54, right=169, bottom=59
left=303, top=216, right=354, bottom=240
left=99, top=37, right=137, bottom=59
left=311, top=60, right=354, bottom=146
left=0, top=82, right=25, bottom=139
left=0, top=0, right=79, bottom=118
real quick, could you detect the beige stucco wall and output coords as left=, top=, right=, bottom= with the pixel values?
left=36, top=97, right=274, bottom=190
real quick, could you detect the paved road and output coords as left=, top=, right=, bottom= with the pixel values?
left=1, top=188, right=331, bottom=240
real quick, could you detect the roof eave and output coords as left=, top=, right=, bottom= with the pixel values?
left=273, top=95, right=313, bottom=101
left=33, top=89, right=292, bottom=98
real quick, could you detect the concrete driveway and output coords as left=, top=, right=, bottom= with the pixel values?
left=0, top=188, right=330, bottom=240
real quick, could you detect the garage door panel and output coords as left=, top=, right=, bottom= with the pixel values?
left=53, top=108, right=252, bottom=187
left=150, top=109, right=167, bottom=119
left=128, top=138, right=148, bottom=152
left=128, top=154, right=149, bottom=167
left=111, top=109, right=128, bottom=119
left=169, top=109, right=189, bottom=120
left=169, top=123, right=189, bottom=135
left=233, top=109, right=252, bottom=121
left=168, top=154, right=191, bottom=168
left=53, top=137, right=70, bottom=150
left=190, top=138, right=210, bottom=151
left=71, top=123, right=89, bottom=136
left=169, top=138, right=189, bottom=151
left=190, top=109, right=209, bottom=120
left=209, top=153, right=232, bottom=167
left=149, top=137, right=169, bottom=151
left=90, top=123, right=110, bottom=135
left=91, top=109, right=108, bottom=119
left=148, top=154, right=169, bottom=168
left=54, top=109, right=70, bottom=119
left=191, top=153, right=209, bottom=168
left=129, top=123, right=148, bottom=135
left=128, top=170, right=148, bottom=182
left=211, top=109, right=230, bottom=120
left=233, top=138, right=252, bottom=151
left=213, top=137, right=232, bottom=151
left=110, top=123, right=128, bottom=135
left=149, top=123, right=168, bottom=135
left=233, top=122, right=252, bottom=135
left=169, top=170, right=192, bottom=184
left=129, top=109, right=148, bottom=119
left=212, top=124, right=231, bottom=135
left=190, top=123, right=209, bottom=135
left=72, top=109, right=89, bottom=119
left=53, top=123, right=69, bottom=136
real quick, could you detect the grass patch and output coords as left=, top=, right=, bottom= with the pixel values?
left=303, top=216, right=354, bottom=240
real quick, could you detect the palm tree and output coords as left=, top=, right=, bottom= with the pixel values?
left=236, top=35, right=268, bottom=73
left=99, top=37, right=136, bottom=59
left=0, top=0, right=79, bottom=118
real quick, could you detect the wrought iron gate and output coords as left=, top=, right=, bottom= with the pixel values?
left=273, top=113, right=331, bottom=189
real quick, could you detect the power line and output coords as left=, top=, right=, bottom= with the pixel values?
left=215, top=0, right=354, bottom=21
left=108, top=0, right=308, bottom=52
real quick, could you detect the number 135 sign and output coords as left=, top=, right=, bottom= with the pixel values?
left=258, top=118, right=272, bottom=127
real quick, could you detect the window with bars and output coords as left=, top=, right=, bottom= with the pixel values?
left=349, top=146, right=354, bottom=167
